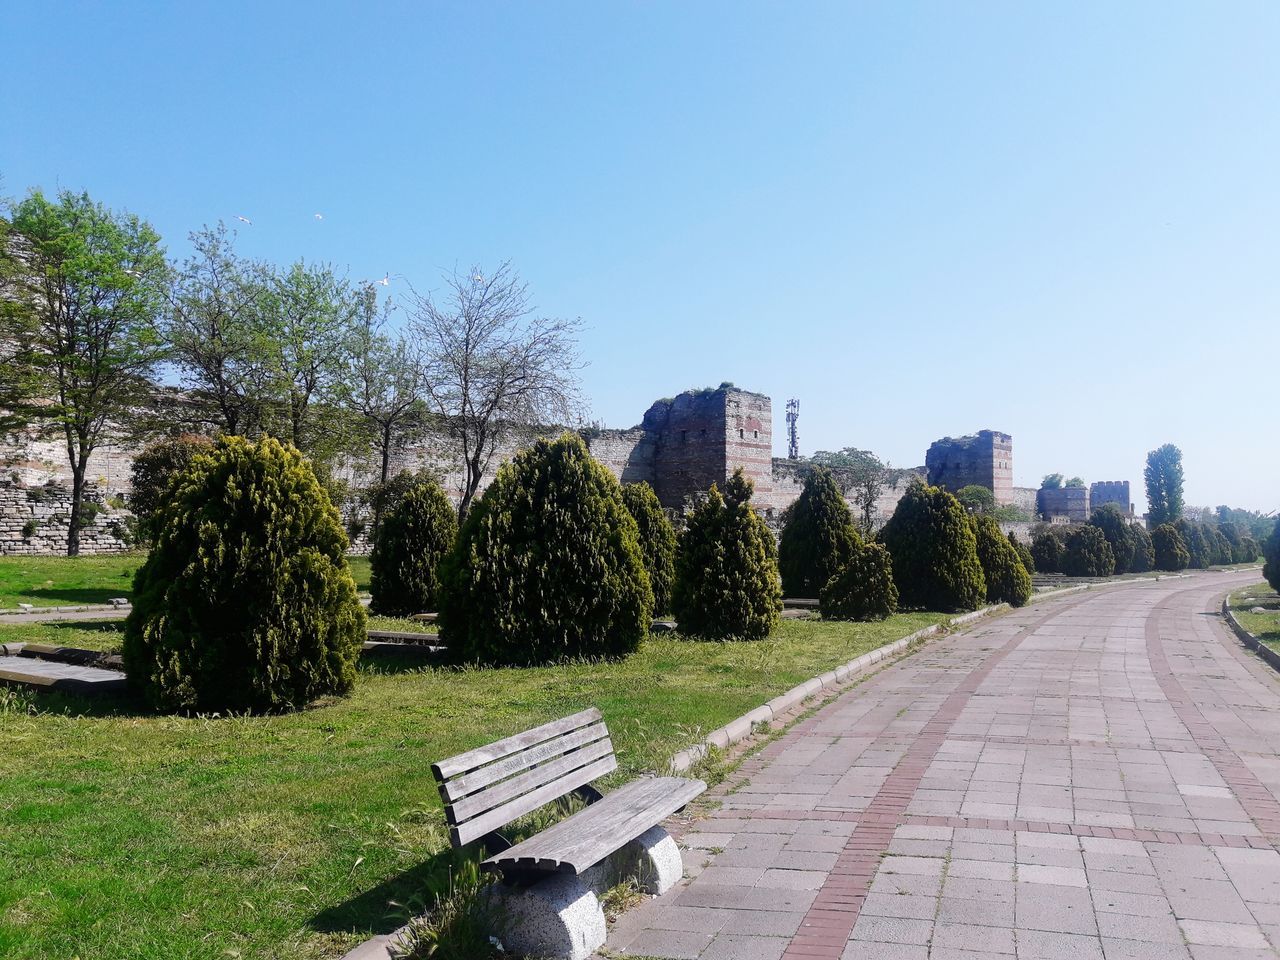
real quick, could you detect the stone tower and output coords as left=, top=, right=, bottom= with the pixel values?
left=925, top=430, right=1014, bottom=506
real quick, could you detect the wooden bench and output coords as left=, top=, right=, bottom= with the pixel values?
left=431, top=707, right=705, bottom=959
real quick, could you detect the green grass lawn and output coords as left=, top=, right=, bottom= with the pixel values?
left=1228, top=580, right=1280, bottom=648
left=0, top=610, right=948, bottom=960
left=0, top=554, right=373, bottom=610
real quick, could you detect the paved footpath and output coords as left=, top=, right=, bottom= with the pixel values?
left=604, top=571, right=1280, bottom=960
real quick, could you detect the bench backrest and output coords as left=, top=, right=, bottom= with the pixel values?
left=431, top=707, right=617, bottom=847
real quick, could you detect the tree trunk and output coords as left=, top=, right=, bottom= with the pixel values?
left=68, top=460, right=87, bottom=558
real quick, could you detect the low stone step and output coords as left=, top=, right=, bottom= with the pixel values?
left=0, top=655, right=128, bottom=696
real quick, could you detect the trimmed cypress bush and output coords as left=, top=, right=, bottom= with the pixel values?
left=1061, top=525, right=1115, bottom=577
left=369, top=477, right=458, bottom=616
left=820, top=542, right=898, bottom=621
left=1239, top=536, right=1260, bottom=565
left=129, top=433, right=214, bottom=541
left=1265, top=518, right=1280, bottom=592
left=879, top=481, right=985, bottom=612
left=973, top=516, right=1032, bottom=607
left=1174, top=519, right=1213, bottom=570
left=1130, top=524, right=1155, bottom=573
left=123, top=436, right=365, bottom=712
left=672, top=469, right=782, bottom=640
left=1210, top=528, right=1234, bottom=566
left=1089, top=505, right=1136, bottom=575
left=1152, top=523, right=1190, bottom=571
left=1008, top=531, right=1036, bottom=573
left=1030, top=531, right=1063, bottom=573
left=621, top=481, right=677, bottom=616
left=779, top=467, right=861, bottom=597
left=437, top=433, right=652, bottom=665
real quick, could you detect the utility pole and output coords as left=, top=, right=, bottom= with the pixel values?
left=786, top=399, right=799, bottom=460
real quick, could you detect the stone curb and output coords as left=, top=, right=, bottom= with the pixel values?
left=0, top=602, right=130, bottom=616
left=1221, top=595, right=1280, bottom=675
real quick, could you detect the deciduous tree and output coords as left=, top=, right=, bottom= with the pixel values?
left=1145, top=444, right=1185, bottom=527
left=1, top=189, right=167, bottom=555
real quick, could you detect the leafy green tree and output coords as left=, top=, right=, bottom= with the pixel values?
left=1041, top=474, right=1064, bottom=490
left=1065, top=476, right=1085, bottom=488
left=163, top=223, right=276, bottom=436
left=370, top=477, right=457, bottom=616
left=1008, top=531, right=1036, bottom=573
left=129, top=433, right=214, bottom=541
left=672, top=469, right=782, bottom=640
left=123, top=436, right=365, bottom=712
left=1152, top=523, right=1190, bottom=571
left=879, top=481, right=985, bottom=612
left=1145, top=444, right=1185, bottom=526
left=1031, top=530, right=1064, bottom=573
left=973, top=515, right=1032, bottom=606
left=1129, top=523, right=1155, bottom=573
left=1, top=189, right=168, bottom=555
left=621, top=481, right=677, bottom=616
left=779, top=467, right=860, bottom=596
left=438, top=433, right=651, bottom=664
left=1061, top=525, right=1115, bottom=577
left=1265, top=519, right=1280, bottom=592
left=1089, top=504, right=1136, bottom=575
left=955, top=484, right=996, bottom=515
left=820, top=542, right=898, bottom=621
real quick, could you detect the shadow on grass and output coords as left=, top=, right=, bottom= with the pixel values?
left=46, top=619, right=126, bottom=633
left=311, top=850, right=458, bottom=936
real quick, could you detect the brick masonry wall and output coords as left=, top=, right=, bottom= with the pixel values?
left=0, top=482, right=135, bottom=556
left=1037, top=486, right=1090, bottom=523
left=924, top=430, right=1014, bottom=506
left=1090, top=480, right=1132, bottom=515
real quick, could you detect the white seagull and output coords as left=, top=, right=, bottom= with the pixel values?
left=314, top=213, right=324, bottom=220
left=236, top=215, right=253, bottom=226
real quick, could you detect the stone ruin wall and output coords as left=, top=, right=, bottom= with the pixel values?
left=1090, top=481, right=1132, bottom=516
left=0, top=481, right=134, bottom=556
left=925, top=430, right=1014, bottom=506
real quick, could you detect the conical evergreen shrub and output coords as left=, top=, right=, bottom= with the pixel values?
left=621, top=481, right=677, bottom=616
left=820, top=542, right=898, bottom=621
left=1130, top=524, right=1155, bottom=572
left=1265, top=518, right=1280, bottom=591
left=1174, top=519, right=1212, bottom=569
left=672, top=469, right=782, bottom=640
left=1152, top=523, right=1190, bottom=571
left=778, top=467, right=860, bottom=597
left=122, top=436, right=365, bottom=712
left=879, top=481, right=986, bottom=612
left=1030, top=530, right=1064, bottom=573
left=1061, top=525, right=1115, bottom=577
left=369, top=477, right=458, bottom=616
left=437, top=433, right=652, bottom=665
left=1089, top=505, right=1136, bottom=574
left=1008, top=531, right=1036, bottom=573
left=973, top=515, right=1031, bottom=607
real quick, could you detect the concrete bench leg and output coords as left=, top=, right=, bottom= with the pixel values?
left=623, top=824, right=683, bottom=895
left=487, top=874, right=606, bottom=960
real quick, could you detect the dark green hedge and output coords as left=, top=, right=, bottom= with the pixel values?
left=621, top=481, right=678, bottom=616
left=879, top=481, right=985, bottom=612
left=779, top=467, right=860, bottom=597
left=438, top=433, right=652, bottom=665
left=821, top=542, right=898, bottom=621
left=973, top=515, right=1031, bottom=607
left=369, top=477, right=457, bottom=616
left=1152, top=523, right=1190, bottom=572
left=123, top=436, right=365, bottom=712
left=672, top=469, right=782, bottom=640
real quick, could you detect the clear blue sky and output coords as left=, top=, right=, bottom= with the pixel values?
left=3, top=1, right=1277, bottom=513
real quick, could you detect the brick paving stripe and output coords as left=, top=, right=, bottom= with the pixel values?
left=601, top=570, right=1280, bottom=960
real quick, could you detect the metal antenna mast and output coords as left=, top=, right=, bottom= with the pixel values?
left=786, top=399, right=800, bottom=460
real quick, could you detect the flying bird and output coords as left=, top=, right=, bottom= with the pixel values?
left=236, top=215, right=253, bottom=225
left=314, top=213, right=324, bottom=220
left=375, top=273, right=390, bottom=286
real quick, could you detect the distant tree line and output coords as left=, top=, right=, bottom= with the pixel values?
left=0, top=185, right=582, bottom=553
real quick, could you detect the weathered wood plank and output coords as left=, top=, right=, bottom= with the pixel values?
left=447, top=738, right=616, bottom=824
left=440, top=723, right=611, bottom=803
left=451, top=754, right=617, bottom=847
left=433, top=708, right=602, bottom=780
left=365, top=629, right=441, bottom=643
left=482, top=776, right=705, bottom=875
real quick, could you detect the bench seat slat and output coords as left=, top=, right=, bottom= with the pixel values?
left=432, top=707, right=602, bottom=780
left=447, top=737, right=616, bottom=825
left=481, top=776, right=705, bottom=876
left=440, top=722, right=611, bottom=803
left=451, top=754, right=618, bottom=847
